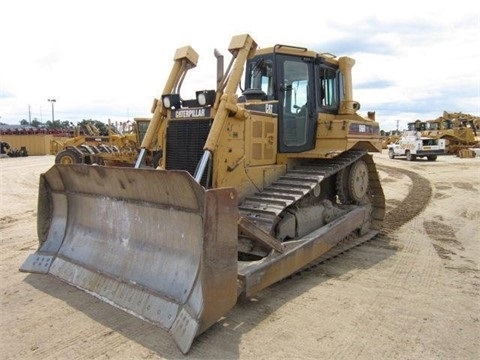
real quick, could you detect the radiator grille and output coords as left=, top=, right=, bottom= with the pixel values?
left=166, top=119, right=212, bottom=187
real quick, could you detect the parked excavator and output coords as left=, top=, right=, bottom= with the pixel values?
left=20, top=34, right=385, bottom=354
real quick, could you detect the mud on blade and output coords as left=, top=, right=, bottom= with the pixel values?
left=20, top=164, right=239, bottom=354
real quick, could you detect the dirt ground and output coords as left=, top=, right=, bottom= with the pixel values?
left=1, top=153, right=479, bottom=360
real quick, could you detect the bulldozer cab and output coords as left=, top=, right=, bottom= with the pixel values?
left=408, top=120, right=427, bottom=132
left=133, top=117, right=151, bottom=145
left=243, top=48, right=343, bottom=153
left=245, top=53, right=315, bottom=152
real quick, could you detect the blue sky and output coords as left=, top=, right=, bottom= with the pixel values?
left=0, top=0, right=478, bottom=131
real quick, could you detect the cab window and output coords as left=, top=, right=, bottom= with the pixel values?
left=248, top=59, right=274, bottom=97
left=318, top=66, right=341, bottom=111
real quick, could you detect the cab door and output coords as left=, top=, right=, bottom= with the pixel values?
left=276, top=55, right=316, bottom=153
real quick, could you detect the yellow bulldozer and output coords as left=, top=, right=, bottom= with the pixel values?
left=20, top=34, right=385, bottom=353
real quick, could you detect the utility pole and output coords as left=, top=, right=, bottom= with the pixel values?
left=47, top=99, right=56, bottom=123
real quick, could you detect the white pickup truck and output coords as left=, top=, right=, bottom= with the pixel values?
left=387, top=131, right=446, bottom=161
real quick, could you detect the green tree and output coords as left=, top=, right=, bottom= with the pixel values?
left=31, top=119, right=42, bottom=127
left=61, top=121, right=71, bottom=129
left=45, top=120, right=63, bottom=129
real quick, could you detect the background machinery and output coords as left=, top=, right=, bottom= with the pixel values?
left=381, top=131, right=401, bottom=149
left=0, top=141, right=28, bottom=158
left=53, top=118, right=155, bottom=166
left=412, top=111, right=479, bottom=155
left=20, top=34, right=385, bottom=353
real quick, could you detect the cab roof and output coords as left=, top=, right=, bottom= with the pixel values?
left=253, top=45, right=340, bottom=66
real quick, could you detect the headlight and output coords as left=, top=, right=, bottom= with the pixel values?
left=197, top=93, right=206, bottom=106
left=161, top=94, right=181, bottom=109
left=162, top=96, right=171, bottom=108
left=196, top=90, right=216, bottom=107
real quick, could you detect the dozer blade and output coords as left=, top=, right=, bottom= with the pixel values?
left=20, top=164, right=239, bottom=354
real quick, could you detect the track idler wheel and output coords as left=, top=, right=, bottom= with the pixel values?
left=336, top=159, right=369, bottom=204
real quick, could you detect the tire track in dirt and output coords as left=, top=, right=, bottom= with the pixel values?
left=330, top=164, right=442, bottom=359
left=377, top=165, right=432, bottom=233
left=426, top=178, right=479, bottom=272
left=376, top=165, right=440, bottom=290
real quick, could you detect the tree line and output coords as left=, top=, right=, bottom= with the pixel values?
left=8, top=119, right=113, bottom=135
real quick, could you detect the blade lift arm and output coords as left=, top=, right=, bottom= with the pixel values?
left=193, top=34, right=257, bottom=181
left=135, top=46, right=199, bottom=168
